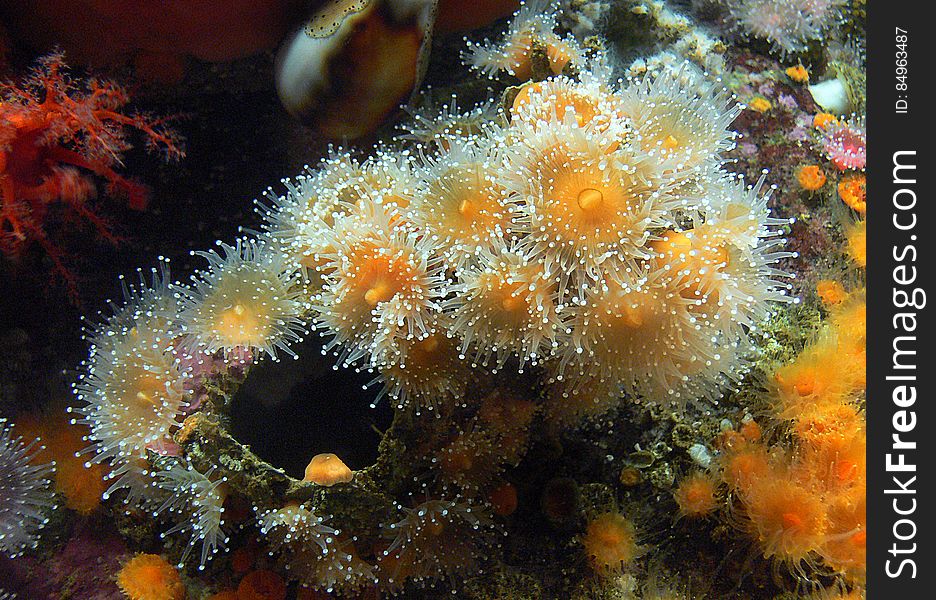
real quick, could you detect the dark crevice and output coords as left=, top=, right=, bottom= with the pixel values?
left=229, top=337, right=394, bottom=479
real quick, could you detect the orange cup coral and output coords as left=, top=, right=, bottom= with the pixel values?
left=583, top=512, right=642, bottom=575
left=797, top=165, right=827, bottom=191
left=116, top=554, right=185, bottom=600
left=673, top=472, right=720, bottom=519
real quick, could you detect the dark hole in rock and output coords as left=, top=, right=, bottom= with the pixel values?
left=230, top=337, right=394, bottom=479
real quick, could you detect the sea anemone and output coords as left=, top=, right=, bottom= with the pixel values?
left=410, top=136, right=514, bottom=262
left=476, top=391, right=538, bottom=464
left=401, top=96, right=504, bottom=149
left=504, top=116, right=669, bottom=297
left=13, top=412, right=108, bottom=515
left=312, top=198, right=447, bottom=369
left=256, top=166, right=351, bottom=283
left=152, top=40, right=793, bottom=428
left=0, top=420, right=56, bottom=558
left=510, top=76, right=626, bottom=134
left=103, top=458, right=157, bottom=507
left=560, top=266, right=737, bottom=404
left=380, top=498, right=497, bottom=586
left=816, top=280, right=848, bottom=306
left=446, top=241, right=565, bottom=370
left=772, top=333, right=864, bottom=419
left=721, top=442, right=772, bottom=492
left=177, top=239, right=309, bottom=360
left=820, top=485, right=866, bottom=584
left=258, top=503, right=376, bottom=593
left=73, top=329, right=189, bottom=463
left=793, top=402, right=866, bottom=493
left=376, top=320, right=473, bottom=410
left=819, top=115, right=866, bottom=171
left=542, top=366, right=622, bottom=425
left=71, top=263, right=190, bottom=473
left=618, top=66, right=740, bottom=181
left=116, top=553, right=186, bottom=600
left=845, top=218, right=866, bottom=267
left=797, top=165, right=827, bottom=191
left=837, top=173, right=866, bottom=213
left=435, top=429, right=503, bottom=490
left=786, top=64, right=810, bottom=83
left=255, top=149, right=417, bottom=291
left=734, top=465, right=829, bottom=571
left=154, top=460, right=229, bottom=570
left=463, top=0, right=583, bottom=80
left=652, top=174, right=796, bottom=339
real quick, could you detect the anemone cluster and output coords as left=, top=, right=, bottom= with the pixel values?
left=259, top=57, right=794, bottom=413
left=66, top=1, right=797, bottom=589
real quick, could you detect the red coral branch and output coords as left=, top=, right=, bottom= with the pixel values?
left=0, top=51, right=184, bottom=300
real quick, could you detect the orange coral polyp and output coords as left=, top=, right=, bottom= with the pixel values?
left=772, top=336, right=864, bottom=418
left=722, top=445, right=771, bottom=491
left=821, top=487, right=867, bottom=584
left=786, top=65, right=809, bottom=83
left=837, top=174, right=867, bottom=213
left=583, top=512, right=641, bottom=575
left=674, top=472, right=720, bottom=518
left=117, top=554, right=185, bottom=600
left=831, top=294, right=866, bottom=337
left=846, top=219, right=866, bottom=267
left=797, top=165, right=826, bottom=190
left=813, top=113, right=837, bottom=129
left=739, top=473, right=828, bottom=564
left=816, top=280, right=847, bottom=305
left=748, top=97, right=772, bottom=113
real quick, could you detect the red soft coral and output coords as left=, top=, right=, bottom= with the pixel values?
left=0, top=51, right=183, bottom=298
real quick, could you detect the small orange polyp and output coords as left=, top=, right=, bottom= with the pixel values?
left=303, top=453, right=353, bottom=486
